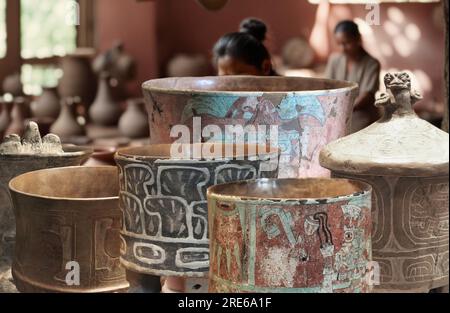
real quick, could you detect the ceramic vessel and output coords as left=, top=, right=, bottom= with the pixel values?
left=4, top=98, right=29, bottom=137
left=115, top=143, right=279, bottom=291
left=89, top=74, right=122, bottom=126
left=207, top=178, right=372, bottom=293
left=118, top=98, right=149, bottom=138
left=58, top=48, right=97, bottom=106
left=142, top=76, right=357, bottom=178
left=320, top=72, right=449, bottom=292
left=0, top=100, right=13, bottom=137
left=83, top=146, right=117, bottom=166
left=50, top=98, right=86, bottom=139
left=0, top=145, right=92, bottom=259
left=31, top=87, right=60, bottom=119
left=2, top=73, right=23, bottom=97
left=9, top=166, right=128, bottom=293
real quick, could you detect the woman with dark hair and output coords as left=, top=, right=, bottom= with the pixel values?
left=325, top=20, right=381, bottom=132
left=213, top=18, right=275, bottom=76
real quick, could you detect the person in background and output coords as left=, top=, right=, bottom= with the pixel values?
left=325, top=20, right=381, bottom=132
left=213, top=18, right=276, bottom=76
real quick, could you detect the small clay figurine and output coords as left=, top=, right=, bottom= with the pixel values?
left=0, top=134, right=22, bottom=154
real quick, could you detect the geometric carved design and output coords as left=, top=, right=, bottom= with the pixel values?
left=117, top=156, right=278, bottom=276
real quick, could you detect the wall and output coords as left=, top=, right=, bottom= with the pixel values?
left=95, top=0, right=159, bottom=96
left=95, top=0, right=446, bottom=106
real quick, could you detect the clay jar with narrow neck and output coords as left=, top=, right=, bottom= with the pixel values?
left=118, top=98, right=148, bottom=138
left=0, top=100, right=13, bottom=137
left=89, top=74, right=122, bottom=126
left=5, top=98, right=29, bottom=137
left=50, top=98, right=86, bottom=139
left=320, top=72, right=449, bottom=292
left=31, top=87, right=60, bottom=119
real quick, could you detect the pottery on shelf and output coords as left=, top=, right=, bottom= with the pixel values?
left=114, top=143, right=279, bottom=292
left=9, top=166, right=128, bottom=292
left=118, top=98, right=149, bottom=138
left=58, top=48, right=97, bottom=106
left=83, top=146, right=117, bottom=167
left=142, top=76, right=357, bottom=178
left=2, top=72, right=23, bottom=97
left=0, top=100, right=13, bottom=137
left=89, top=74, right=122, bottom=126
left=320, top=72, right=449, bottom=292
left=50, top=97, right=86, bottom=139
left=4, top=97, right=30, bottom=137
left=166, top=54, right=211, bottom=77
left=31, top=87, right=60, bottom=119
left=207, top=178, right=373, bottom=293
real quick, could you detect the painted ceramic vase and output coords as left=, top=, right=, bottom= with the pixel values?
left=114, top=144, right=279, bottom=279
left=0, top=145, right=92, bottom=260
left=320, top=72, right=449, bottom=292
left=9, top=166, right=128, bottom=293
left=142, top=76, right=357, bottom=179
left=207, top=178, right=372, bottom=293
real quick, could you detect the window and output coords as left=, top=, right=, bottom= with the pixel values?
left=0, top=0, right=94, bottom=95
left=0, top=0, right=6, bottom=58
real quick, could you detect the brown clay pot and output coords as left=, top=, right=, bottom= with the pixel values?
left=0, top=100, right=13, bottom=138
left=207, top=178, right=373, bottom=293
left=89, top=74, right=122, bottom=126
left=5, top=98, right=30, bottom=137
left=50, top=98, right=86, bottom=139
left=118, top=98, right=149, bottom=138
left=9, top=166, right=128, bottom=293
left=83, top=146, right=117, bottom=167
left=0, top=145, right=93, bottom=260
left=31, top=87, right=60, bottom=119
left=320, top=72, right=449, bottom=292
left=58, top=48, right=97, bottom=106
left=2, top=73, right=23, bottom=97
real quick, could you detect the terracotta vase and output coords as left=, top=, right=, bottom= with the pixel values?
left=2, top=73, right=23, bottom=97
left=0, top=145, right=92, bottom=260
left=207, top=178, right=373, bottom=293
left=58, top=48, right=97, bottom=106
left=89, top=74, right=122, bottom=126
left=320, top=72, right=449, bottom=292
left=0, top=100, right=13, bottom=138
left=31, top=87, right=60, bottom=119
left=118, top=98, right=149, bottom=138
left=50, top=98, right=86, bottom=139
left=5, top=98, right=29, bottom=137
left=83, top=146, right=117, bottom=167
left=9, top=166, right=128, bottom=293
left=142, top=76, right=357, bottom=178
left=115, top=143, right=279, bottom=292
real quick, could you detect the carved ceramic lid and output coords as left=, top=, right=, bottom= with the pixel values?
left=320, top=72, right=449, bottom=177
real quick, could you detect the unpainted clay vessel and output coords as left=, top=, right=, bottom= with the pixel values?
left=0, top=100, right=13, bottom=137
left=118, top=98, right=149, bottom=138
left=9, top=166, right=128, bottom=292
left=320, top=72, right=449, bottom=292
left=2, top=73, right=23, bottom=97
left=5, top=98, right=29, bottom=137
left=58, top=48, right=97, bottom=106
left=89, top=74, right=122, bottom=126
left=31, top=87, right=60, bottom=119
left=50, top=98, right=86, bottom=139
left=142, top=76, right=357, bottom=178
